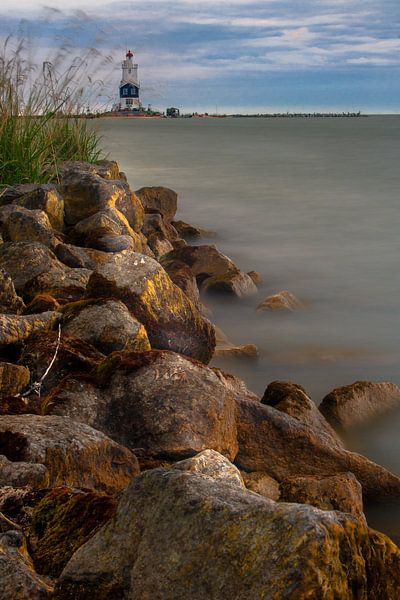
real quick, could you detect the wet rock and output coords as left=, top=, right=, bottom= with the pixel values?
left=280, top=472, right=366, bottom=523
left=161, top=258, right=201, bottom=308
left=0, top=312, right=60, bottom=348
left=135, top=186, right=177, bottom=222
left=214, top=326, right=258, bottom=358
left=262, top=380, right=343, bottom=449
left=55, top=467, right=400, bottom=600
left=60, top=169, right=144, bottom=231
left=62, top=299, right=151, bottom=355
left=86, top=250, right=215, bottom=363
left=30, top=487, right=117, bottom=578
left=202, top=270, right=258, bottom=298
left=0, top=415, right=139, bottom=493
left=0, top=183, right=64, bottom=231
left=319, top=381, right=400, bottom=430
left=257, top=290, right=303, bottom=312
left=174, top=450, right=244, bottom=488
left=241, top=471, right=281, bottom=500
left=20, top=330, right=104, bottom=396
left=0, top=363, right=30, bottom=397
left=46, top=350, right=238, bottom=462
left=235, top=397, right=400, bottom=502
left=247, top=270, right=262, bottom=285
left=0, top=268, right=25, bottom=314
left=2, top=207, right=60, bottom=250
left=172, top=220, right=214, bottom=239
left=0, top=528, right=53, bottom=599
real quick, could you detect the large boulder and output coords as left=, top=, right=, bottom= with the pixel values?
left=20, top=330, right=105, bottom=396
left=0, top=182, right=64, bottom=231
left=58, top=160, right=121, bottom=182
left=235, top=398, right=400, bottom=502
left=135, top=186, right=177, bottom=222
left=46, top=350, right=238, bottom=462
left=62, top=299, right=151, bottom=355
left=0, top=529, right=53, bottom=599
left=55, top=466, right=400, bottom=600
left=86, top=250, right=215, bottom=363
left=60, top=169, right=143, bottom=230
left=0, top=268, right=25, bottom=314
left=0, top=414, right=139, bottom=493
left=280, top=472, right=366, bottom=523
left=2, top=206, right=60, bottom=250
left=262, top=380, right=343, bottom=449
left=24, top=267, right=92, bottom=305
left=161, top=258, right=201, bottom=309
left=319, top=381, right=400, bottom=430
left=0, top=311, right=60, bottom=348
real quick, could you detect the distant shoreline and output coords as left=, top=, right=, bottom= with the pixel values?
left=96, top=111, right=369, bottom=120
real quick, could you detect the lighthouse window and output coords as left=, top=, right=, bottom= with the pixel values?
left=122, top=88, right=128, bottom=96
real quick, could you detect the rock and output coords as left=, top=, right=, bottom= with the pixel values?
left=55, top=467, right=400, bottom=600
left=0, top=242, right=63, bottom=294
left=62, top=299, right=151, bottom=355
left=257, top=290, right=303, bottom=312
left=0, top=395, right=41, bottom=416
left=172, top=220, right=214, bottom=239
left=30, top=487, right=117, bottom=578
left=235, top=397, right=400, bottom=502
left=24, top=294, right=60, bottom=314
left=214, top=326, right=258, bottom=358
left=241, top=471, right=281, bottom=500
left=247, top=270, right=262, bottom=285
left=0, top=312, right=60, bottom=348
left=0, top=529, right=53, bottom=599
left=46, top=350, right=238, bottom=462
left=0, top=268, right=25, bottom=314
left=135, top=186, right=177, bottom=222
left=0, top=454, right=48, bottom=487
left=58, top=160, right=121, bottom=181
left=24, top=268, right=91, bottom=305
left=20, top=330, right=104, bottom=396
left=161, top=258, right=201, bottom=308
left=174, top=449, right=244, bottom=488
left=319, top=381, right=400, bottom=430
left=0, top=183, right=64, bottom=231
left=2, top=206, right=60, bottom=249
left=262, top=380, right=343, bottom=449
left=280, top=472, right=366, bottom=523
left=0, top=415, right=139, bottom=493
left=211, top=368, right=260, bottom=403
left=164, top=245, right=257, bottom=298
left=90, top=234, right=138, bottom=253
left=0, top=363, right=30, bottom=396
left=55, top=243, right=109, bottom=270
left=146, top=235, right=174, bottom=259
left=85, top=249, right=215, bottom=363
left=70, top=207, right=143, bottom=252
left=60, top=169, right=144, bottom=231
left=142, top=213, right=179, bottom=242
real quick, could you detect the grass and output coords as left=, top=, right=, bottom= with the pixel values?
left=0, top=36, right=107, bottom=186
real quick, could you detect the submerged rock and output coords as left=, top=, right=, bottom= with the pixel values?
left=214, top=326, right=258, bottom=358
left=257, top=290, right=303, bottom=312
left=55, top=466, right=400, bottom=600
left=86, top=249, right=215, bottom=363
left=46, top=350, right=238, bottom=462
left=172, top=219, right=214, bottom=239
left=0, top=414, right=139, bottom=493
left=319, top=381, right=400, bottom=430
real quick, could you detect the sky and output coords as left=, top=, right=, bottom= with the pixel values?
left=0, top=0, right=399, bottom=113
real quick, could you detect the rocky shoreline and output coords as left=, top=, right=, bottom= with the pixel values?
left=1, top=160, right=400, bottom=598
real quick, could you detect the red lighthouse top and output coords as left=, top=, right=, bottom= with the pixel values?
left=126, top=50, right=134, bottom=58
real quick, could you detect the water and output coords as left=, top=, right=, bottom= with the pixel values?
left=95, top=115, right=400, bottom=537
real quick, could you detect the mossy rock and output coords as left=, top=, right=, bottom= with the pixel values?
left=30, top=487, right=117, bottom=578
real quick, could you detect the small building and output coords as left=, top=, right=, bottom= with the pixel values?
left=119, top=50, right=141, bottom=111
left=166, top=107, right=180, bottom=118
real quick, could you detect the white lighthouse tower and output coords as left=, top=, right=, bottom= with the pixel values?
left=119, top=50, right=141, bottom=111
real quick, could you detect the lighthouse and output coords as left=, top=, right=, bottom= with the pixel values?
left=119, top=50, right=141, bottom=111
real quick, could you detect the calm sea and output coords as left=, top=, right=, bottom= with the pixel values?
left=95, top=115, right=400, bottom=538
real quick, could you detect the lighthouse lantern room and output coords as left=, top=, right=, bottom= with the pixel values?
left=119, top=50, right=141, bottom=111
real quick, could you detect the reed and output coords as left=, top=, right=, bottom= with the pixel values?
left=0, top=36, right=106, bottom=185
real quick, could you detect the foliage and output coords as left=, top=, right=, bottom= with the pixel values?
left=0, top=35, right=108, bottom=185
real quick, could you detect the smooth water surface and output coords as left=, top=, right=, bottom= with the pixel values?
left=96, top=115, right=400, bottom=537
